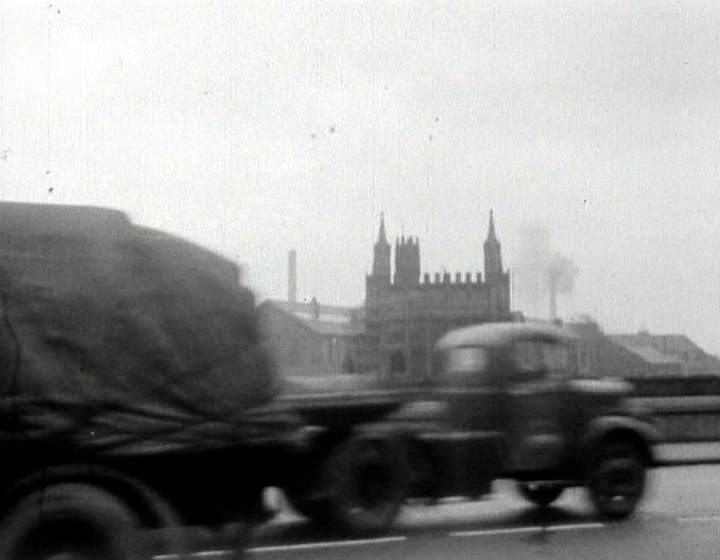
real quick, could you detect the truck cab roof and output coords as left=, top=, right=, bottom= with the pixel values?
left=435, top=321, right=576, bottom=351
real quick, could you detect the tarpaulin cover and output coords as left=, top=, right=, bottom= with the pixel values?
left=0, top=203, right=290, bottom=456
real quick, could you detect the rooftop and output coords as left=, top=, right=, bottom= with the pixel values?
left=260, top=299, right=367, bottom=337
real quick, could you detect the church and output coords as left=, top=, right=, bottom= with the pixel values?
left=259, top=211, right=514, bottom=378
left=364, top=211, right=513, bottom=379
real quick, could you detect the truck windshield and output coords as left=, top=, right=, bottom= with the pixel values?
left=445, top=346, right=489, bottom=379
left=513, top=340, right=569, bottom=381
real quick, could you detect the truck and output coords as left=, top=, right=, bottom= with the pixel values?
left=272, top=321, right=660, bottom=535
left=0, top=202, right=660, bottom=557
left=0, top=203, right=305, bottom=559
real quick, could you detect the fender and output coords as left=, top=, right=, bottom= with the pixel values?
left=579, top=415, right=662, bottom=466
left=0, top=463, right=182, bottom=529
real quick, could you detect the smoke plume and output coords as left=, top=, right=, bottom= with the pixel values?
left=512, top=223, right=578, bottom=319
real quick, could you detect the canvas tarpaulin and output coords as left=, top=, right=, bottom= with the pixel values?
left=0, top=203, right=289, bottom=455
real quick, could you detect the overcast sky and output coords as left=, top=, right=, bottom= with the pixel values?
left=2, top=1, right=719, bottom=353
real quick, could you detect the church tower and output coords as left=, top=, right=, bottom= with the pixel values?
left=394, top=235, right=421, bottom=286
left=484, top=210, right=504, bottom=282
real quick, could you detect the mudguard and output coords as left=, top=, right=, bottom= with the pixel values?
left=578, top=415, right=661, bottom=467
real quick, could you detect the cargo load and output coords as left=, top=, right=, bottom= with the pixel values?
left=0, top=203, right=283, bottom=455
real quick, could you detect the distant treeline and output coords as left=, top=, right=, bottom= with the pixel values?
left=629, top=375, right=720, bottom=397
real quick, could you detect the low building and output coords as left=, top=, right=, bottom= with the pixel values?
left=565, top=320, right=703, bottom=378
left=258, top=298, right=376, bottom=376
left=609, top=331, right=720, bottom=376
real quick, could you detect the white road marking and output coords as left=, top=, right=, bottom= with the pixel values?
left=450, top=523, right=604, bottom=538
left=678, top=515, right=720, bottom=524
left=153, top=553, right=233, bottom=559
left=450, top=526, right=540, bottom=537
left=546, top=522, right=605, bottom=531
left=247, top=536, right=408, bottom=554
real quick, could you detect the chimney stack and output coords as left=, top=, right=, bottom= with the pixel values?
left=549, top=270, right=558, bottom=321
left=288, top=250, right=297, bottom=303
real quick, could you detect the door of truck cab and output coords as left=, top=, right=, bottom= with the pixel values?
left=503, top=336, right=570, bottom=472
left=434, top=345, right=505, bottom=492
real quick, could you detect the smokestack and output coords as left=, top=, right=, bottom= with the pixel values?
left=288, top=250, right=297, bottom=303
left=549, top=273, right=557, bottom=321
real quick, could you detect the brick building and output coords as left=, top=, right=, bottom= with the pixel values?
left=565, top=320, right=685, bottom=378
left=365, top=211, right=513, bottom=379
left=258, top=298, right=375, bottom=376
left=609, top=330, right=720, bottom=376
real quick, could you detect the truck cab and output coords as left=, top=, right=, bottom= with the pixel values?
left=430, top=322, right=658, bottom=515
left=436, top=322, right=578, bottom=475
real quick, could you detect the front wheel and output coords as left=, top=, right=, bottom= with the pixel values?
left=516, top=482, right=565, bottom=507
left=586, top=440, right=647, bottom=520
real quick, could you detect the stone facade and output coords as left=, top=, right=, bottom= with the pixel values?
left=365, top=211, right=513, bottom=379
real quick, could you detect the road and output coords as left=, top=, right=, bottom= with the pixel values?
left=162, top=459, right=720, bottom=559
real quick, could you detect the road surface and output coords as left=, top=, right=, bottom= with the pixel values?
left=161, top=454, right=720, bottom=559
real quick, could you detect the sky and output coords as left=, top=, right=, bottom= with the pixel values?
left=1, top=1, right=719, bottom=353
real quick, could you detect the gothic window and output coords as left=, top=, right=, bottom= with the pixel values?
left=342, top=353, right=356, bottom=373
left=322, top=339, right=331, bottom=363
left=390, top=351, right=405, bottom=373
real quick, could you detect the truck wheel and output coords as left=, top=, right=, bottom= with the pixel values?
left=587, top=440, right=646, bottom=520
left=323, top=436, right=409, bottom=535
left=0, top=483, right=147, bottom=560
left=516, top=482, right=565, bottom=507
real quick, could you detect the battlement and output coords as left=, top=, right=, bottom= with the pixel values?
left=386, top=271, right=484, bottom=288
left=428, top=270, right=481, bottom=286
left=382, top=269, right=511, bottom=289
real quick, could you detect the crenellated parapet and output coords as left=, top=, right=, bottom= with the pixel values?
left=415, top=271, right=485, bottom=287
left=385, top=269, right=509, bottom=289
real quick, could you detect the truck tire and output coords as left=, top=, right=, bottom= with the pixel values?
left=516, top=482, right=565, bottom=507
left=322, top=435, right=409, bottom=535
left=586, top=439, right=647, bottom=520
left=0, top=483, right=148, bottom=560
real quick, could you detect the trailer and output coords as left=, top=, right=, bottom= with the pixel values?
left=0, top=203, right=303, bottom=559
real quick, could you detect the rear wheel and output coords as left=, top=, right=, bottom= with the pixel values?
left=516, top=482, right=565, bottom=507
left=0, top=483, right=147, bottom=560
left=587, top=440, right=647, bottom=520
left=321, top=436, right=409, bottom=535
